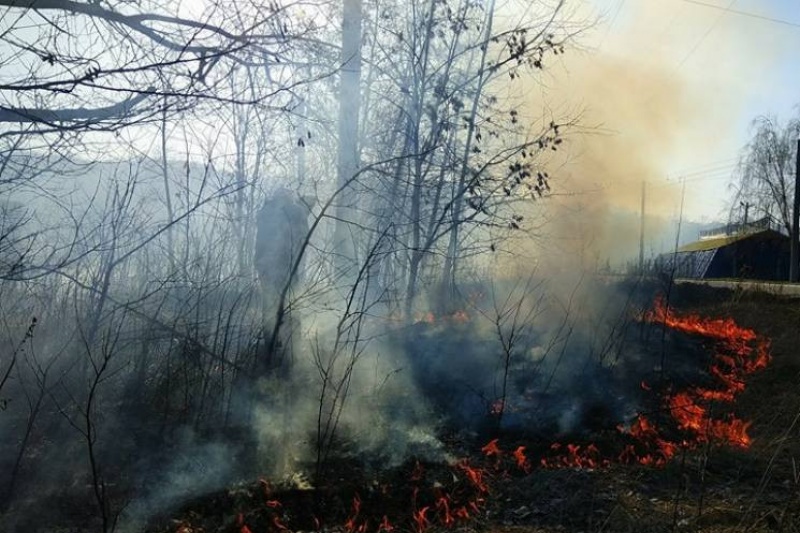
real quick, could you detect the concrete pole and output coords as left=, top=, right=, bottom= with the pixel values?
left=639, top=180, right=646, bottom=274
left=791, top=138, right=800, bottom=282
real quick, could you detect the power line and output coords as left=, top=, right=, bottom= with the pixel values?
left=677, top=0, right=737, bottom=68
left=596, top=0, right=627, bottom=50
left=678, top=0, right=800, bottom=30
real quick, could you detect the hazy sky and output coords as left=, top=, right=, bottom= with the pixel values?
left=563, top=0, right=800, bottom=222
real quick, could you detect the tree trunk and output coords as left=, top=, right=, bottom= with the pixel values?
left=441, top=0, right=496, bottom=300
left=160, top=106, right=176, bottom=274
left=333, top=0, right=363, bottom=273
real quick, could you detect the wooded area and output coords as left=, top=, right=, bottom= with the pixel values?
left=0, top=1, right=582, bottom=531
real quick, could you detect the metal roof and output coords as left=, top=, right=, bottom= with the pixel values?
left=677, top=229, right=782, bottom=253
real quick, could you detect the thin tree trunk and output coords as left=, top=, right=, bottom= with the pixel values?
left=334, top=0, right=363, bottom=272
left=442, top=0, right=496, bottom=298
left=160, top=105, right=175, bottom=273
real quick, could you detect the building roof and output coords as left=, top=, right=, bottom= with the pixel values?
left=677, top=229, right=784, bottom=253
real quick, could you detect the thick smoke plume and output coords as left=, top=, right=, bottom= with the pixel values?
left=513, top=0, right=767, bottom=270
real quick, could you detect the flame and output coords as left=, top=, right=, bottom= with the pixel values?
left=412, top=507, right=430, bottom=533
left=207, top=297, right=768, bottom=533
left=420, top=312, right=435, bottom=324
left=513, top=445, right=530, bottom=473
left=646, top=296, right=771, bottom=369
left=344, top=494, right=362, bottom=533
left=436, top=496, right=454, bottom=527
left=480, top=438, right=501, bottom=457
left=456, top=459, right=489, bottom=493
left=236, top=515, right=253, bottom=533
left=540, top=442, right=606, bottom=469
left=379, top=515, right=394, bottom=532
left=538, top=296, right=769, bottom=469
left=412, top=310, right=471, bottom=324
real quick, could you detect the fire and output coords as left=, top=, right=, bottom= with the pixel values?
left=669, top=392, right=706, bottom=433
left=648, top=295, right=766, bottom=450
left=456, top=459, right=489, bottom=493
left=645, top=296, right=771, bottom=369
left=540, top=442, right=606, bottom=469
left=236, top=513, right=253, bottom=533
left=513, top=445, right=530, bottom=473
left=412, top=507, right=430, bottom=533
left=185, top=296, right=768, bottom=533
left=480, top=438, right=501, bottom=457
left=344, top=494, right=363, bottom=533
left=452, top=310, right=470, bottom=323
left=412, top=310, right=471, bottom=325
left=379, top=516, right=394, bottom=532
left=536, top=296, right=769, bottom=469
left=436, top=496, right=454, bottom=527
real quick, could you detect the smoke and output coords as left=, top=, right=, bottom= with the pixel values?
left=244, top=307, right=450, bottom=480
left=120, top=430, right=237, bottom=533
left=510, top=0, right=770, bottom=270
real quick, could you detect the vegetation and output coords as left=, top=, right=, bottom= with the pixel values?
left=0, top=1, right=585, bottom=531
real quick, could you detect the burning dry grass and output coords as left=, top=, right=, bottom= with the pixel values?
left=147, top=289, right=800, bottom=533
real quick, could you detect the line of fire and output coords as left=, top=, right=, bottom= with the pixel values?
left=164, top=291, right=776, bottom=533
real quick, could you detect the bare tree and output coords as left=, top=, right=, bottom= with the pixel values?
left=348, top=0, right=576, bottom=318
left=732, top=115, right=800, bottom=235
left=0, top=0, right=301, bottom=130
left=333, top=0, right=364, bottom=271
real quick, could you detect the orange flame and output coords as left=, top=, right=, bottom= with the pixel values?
left=436, top=496, right=454, bottom=527
left=480, top=439, right=501, bottom=457
left=456, top=459, right=489, bottom=493
left=413, top=507, right=430, bottom=533
left=541, top=296, right=769, bottom=469
left=344, top=494, right=362, bottom=533
left=513, top=446, right=531, bottom=473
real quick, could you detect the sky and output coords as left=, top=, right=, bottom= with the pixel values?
left=553, top=0, right=800, bottom=224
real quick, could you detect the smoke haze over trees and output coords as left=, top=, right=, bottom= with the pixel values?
left=0, top=1, right=682, bottom=531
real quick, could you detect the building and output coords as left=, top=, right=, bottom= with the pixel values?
left=658, top=218, right=790, bottom=280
